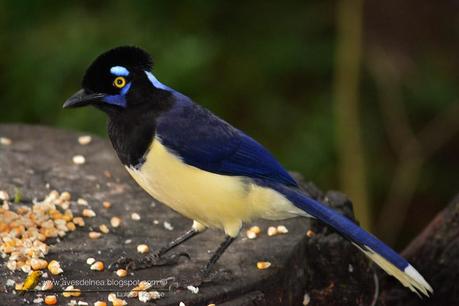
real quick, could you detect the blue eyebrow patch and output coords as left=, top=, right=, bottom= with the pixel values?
left=110, top=66, right=130, bottom=76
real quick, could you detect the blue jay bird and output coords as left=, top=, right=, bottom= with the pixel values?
left=63, top=46, right=432, bottom=296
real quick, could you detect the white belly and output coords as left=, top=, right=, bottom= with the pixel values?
left=125, top=137, right=305, bottom=237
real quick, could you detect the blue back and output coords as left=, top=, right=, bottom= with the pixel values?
left=155, top=93, right=299, bottom=188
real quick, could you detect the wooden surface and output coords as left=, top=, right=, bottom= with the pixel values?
left=0, top=124, right=443, bottom=306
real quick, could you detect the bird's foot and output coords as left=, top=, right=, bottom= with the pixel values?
left=109, top=251, right=190, bottom=271
left=168, top=269, right=209, bottom=291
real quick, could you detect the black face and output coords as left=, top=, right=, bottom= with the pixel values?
left=63, top=46, right=164, bottom=113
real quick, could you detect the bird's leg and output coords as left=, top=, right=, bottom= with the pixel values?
left=201, top=235, right=235, bottom=278
left=110, top=228, right=201, bottom=271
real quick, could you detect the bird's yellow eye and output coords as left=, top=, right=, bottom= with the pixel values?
left=113, top=76, right=126, bottom=88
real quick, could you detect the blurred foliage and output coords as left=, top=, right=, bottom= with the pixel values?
left=0, top=0, right=458, bottom=247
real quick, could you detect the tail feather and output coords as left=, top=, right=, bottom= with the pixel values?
left=274, top=185, right=433, bottom=297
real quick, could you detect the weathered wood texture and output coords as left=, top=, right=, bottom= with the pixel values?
left=0, top=124, right=446, bottom=305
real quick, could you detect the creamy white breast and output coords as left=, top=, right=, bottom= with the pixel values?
left=125, top=137, right=305, bottom=237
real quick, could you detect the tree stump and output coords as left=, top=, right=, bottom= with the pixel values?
left=0, top=124, right=444, bottom=305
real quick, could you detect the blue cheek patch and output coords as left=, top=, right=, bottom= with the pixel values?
left=103, top=82, right=131, bottom=108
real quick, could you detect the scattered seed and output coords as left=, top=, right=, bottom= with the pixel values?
left=90, top=261, right=104, bottom=271
left=246, top=230, right=257, bottom=239
left=82, top=209, right=96, bottom=218
left=59, top=191, right=71, bottom=202
left=267, top=226, right=278, bottom=236
left=72, top=155, right=86, bottom=165
left=256, top=261, right=271, bottom=270
left=112, top=298, right=127, bottom=306
left=73, top=217, right=85, bottom=227
left=78, top=302, right=89, bottom=306
left=0, top=190, right=10, bottom=201
left=48, top=260, right=63, bottom=275
left=77, top=198, right=89, bottom=206
left=116, top=269, right=127, bottom=278
left=86, top=257, right=96, bottom=265
left=276, top=225, right=288, bottom=234
left=102, top=201, right=111, bottom=208
left=99, top=224, right=110, bottom=234
left=44, top=295, right=58, bottom=305
left=31, top=258, right=48, bottom=270
left=131, top=213, right=140, bottom=220
left=94, top=301, right=107, bottom=306
left=89, top=231, right=102, bottom=239
left=187, top=285, right=199, bottom=294
left=249, top=226, right=261, bottom=235
left=67, top=222, right=76, bottom=231
left=137, top=244, right=149, bottom=254
left=124, top=239, right=132, bottom=244
left=110, top=216, right=121, bottom=228
left=163, top=221, right=173, bottom=231
left=78, top=135, right=92, bottom=145
left=208, top=304, right=216, bottom=306
left=179, top=302, right=186, bottom=306
left=63, top=285, right=81, bottom=297
left=306, top=230, right=315, bottom=237
left=0, top=137, right=12, bottom=145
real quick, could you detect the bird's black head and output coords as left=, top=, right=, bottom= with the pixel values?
left=63, top=46, right=170, bottom=114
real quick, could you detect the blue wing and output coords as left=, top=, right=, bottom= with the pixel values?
left=155, top=93, right=298, bottom=187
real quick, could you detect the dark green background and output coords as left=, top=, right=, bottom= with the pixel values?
left=1, top=0, right=458, bottom=248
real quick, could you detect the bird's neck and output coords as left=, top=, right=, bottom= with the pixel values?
left=107, top=95, right=173, bottom=168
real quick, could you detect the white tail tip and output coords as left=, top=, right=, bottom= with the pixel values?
left=353, top=243, right=433, bottom=297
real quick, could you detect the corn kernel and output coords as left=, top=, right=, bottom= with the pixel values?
left=256, top=261, right=271, bottom=270
left=86, top=257, right=96, bottom=265
left=44, top=295, right=58, bottom=305
left=277, top=225, right=288, bottom=234
left=72, top=155, right=86, bottom=165
left=102, top=201, right=111, bottom=208
left=73, top=217, right=85, bottom=227
left=110, top=216, right=121, bottom=228
left=78, top=135, right=92, bottom=145
left=90, top=261, right=104, bottom=271
left=137, top=244, right=149, bottom=254
left=99, top=224, right=109, bottom=234
left=31, top=258, right=48, bottom=270
left=82, top=209, right=96, bottom=218
left=112, top=298, right=127, bottom=306
left=48, top=260, right=63, bottom=275
left=94, top=302, right=107, bottom=306
left=63, top=285, right=81, bottom=297
left=89, top=231, right=102, bottom=239
left=116, top=269, right=127, bottom=277
left=267, top=226, right=278, bottom=236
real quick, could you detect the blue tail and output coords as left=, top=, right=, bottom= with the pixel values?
left=271, top=184, right=433, bottom=297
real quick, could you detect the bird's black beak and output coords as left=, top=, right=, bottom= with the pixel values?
left=63, top=89, right=106, bottom=108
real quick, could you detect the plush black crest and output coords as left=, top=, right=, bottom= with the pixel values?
left=82, top=46, right=153, bottom=94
